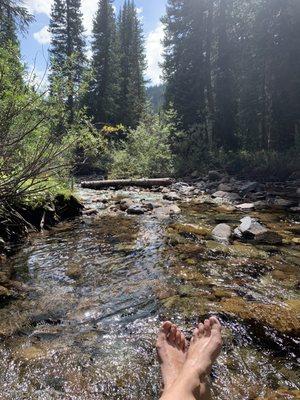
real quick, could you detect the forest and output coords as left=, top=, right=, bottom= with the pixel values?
left=0, top=1, right=300, bottom=398
left=1, top=0, right=299, bottom=211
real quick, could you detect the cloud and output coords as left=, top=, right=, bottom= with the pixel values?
left=24, top=0, right=51, bottom=16
left=25, top=0, right=97, bottom=36
left=33, top=25, right=50, bottom=44
left=145, top=22, right=164, bottom=86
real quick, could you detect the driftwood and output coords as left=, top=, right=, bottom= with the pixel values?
left=81, top=178, right=174, bottom=189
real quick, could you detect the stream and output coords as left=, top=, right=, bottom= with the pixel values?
left=0, top=186, right=299, bottom=399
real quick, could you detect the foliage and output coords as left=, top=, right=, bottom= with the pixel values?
left=110, top=110, right=174, bottom=178
left=0, top=44, right=71, bottom=204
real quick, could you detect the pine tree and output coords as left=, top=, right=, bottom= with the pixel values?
left=89, top=0, right=120, bottom=125
left=0, top=0, right=32, bottom=45
left=49, top=0, right=86, bottom=126
left=162, top=0, right=206, bottom=129
left=118, top=0, right=146, bottom=128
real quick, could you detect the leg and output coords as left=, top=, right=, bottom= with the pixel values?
left=160, top=317, right=222, bottom=400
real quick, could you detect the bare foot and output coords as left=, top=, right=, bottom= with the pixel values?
left=182, top=316, right=222, bottom=386
left=156, top=321, right=187, bottom=390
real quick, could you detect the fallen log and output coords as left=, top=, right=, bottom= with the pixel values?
left=81, top=178, right=174, bottom=189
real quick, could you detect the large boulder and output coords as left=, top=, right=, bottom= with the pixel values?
left=212, top=223, right=232, bottom=244
left=237, top=216, right=282, bottom=244
left=218, top=183, right=234, bottom=192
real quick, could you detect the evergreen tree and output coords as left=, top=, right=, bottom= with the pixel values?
left=49, top=0, right=86, bottom=126
left=162, top=0, right=206, bottom=130
left=0, top=0, right=33, bottom=45
left=89, top=0, right=120, bottom=125
left=118, top=0, right=146, bottom=128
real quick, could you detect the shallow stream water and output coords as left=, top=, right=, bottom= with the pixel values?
left=0, top=188, right=299, bottom=399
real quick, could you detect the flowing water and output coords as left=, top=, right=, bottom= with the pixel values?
left=0, top=188, right=299, bottom=399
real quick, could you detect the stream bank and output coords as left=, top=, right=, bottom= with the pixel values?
left=0, top=172, right=299, bottom=399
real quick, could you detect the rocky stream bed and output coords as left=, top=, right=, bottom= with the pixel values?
left=0, top=173, right=299, bottom=399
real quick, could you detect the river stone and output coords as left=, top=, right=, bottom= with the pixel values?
left=163, top=192, right=181, bottom=201
left=240, top=181, right=260, bottom=194
left=218, top=183, right=234, bottom=192
left=0, top=285, right=11, bottom=297
left=212, top=224, right=231, bottom=244
left=236, top=203, right=255, bottom=211
left=238, top=217, right=282, bottom=244
left=212, top=191, right=240, bottom=202
left=126, top=204, right=145, bottom=215
left=272, top=197, right=294, bottom=209
left=119, top=199, right=133, bottom=211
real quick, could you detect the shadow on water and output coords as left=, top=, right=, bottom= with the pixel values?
left=0, top=188, right=299, bottom=399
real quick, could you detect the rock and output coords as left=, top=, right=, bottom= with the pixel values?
left=163, top=192, right=181, bottom=201
left=0, top=285, right=11, bottom=297
left=297, top=188, right=300, bottom=197
left=240, top=181, right=260, bottom=194
left=272, top=197, right=294, bottom=209
left=238, top=216, right=282, bottom=244
left=15, top=346, right=47, bottom=361
left=83, top=208, right=98, bottom=216
left=236, top=203, right=255, bottom=211
left=233, top=227, right=243, bottom=238
left=212, top=224, right=232, bottom=244
left=142, top=202, right=154, bottom=211
left=220, top=297, right=300, bottom=336
left=253, top=200, right=268, bottom=210
left=0, top=271, right=9, bottom=285
left=169, top=205, right=181, bottom=215
left=208, top=170, right=222, bottom=181
left=119, top=199, right=133, bottom=211
left=290, top=206, right=300, bottom=213
left=212, top=191, right=240, bottom=202
left=218, top=183, right=234, bottom=192
left=170, top=223, right=210, bottom=237
left=126, top=204, right=145, bottom=215
left=66, top=265, right=82, bottom=280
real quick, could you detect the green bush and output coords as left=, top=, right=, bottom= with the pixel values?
left=109, top=111, right=174, bottom=178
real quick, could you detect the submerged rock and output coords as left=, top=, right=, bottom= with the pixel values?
left=212, top=224, right=231, bottom=244
left=212, top=191, right=240, bottom=202
left=170, top=223, right=210, bottom=237
left=220, top=297, right=300, bottom=336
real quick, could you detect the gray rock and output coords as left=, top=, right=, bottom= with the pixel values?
left=240, top=181, right=260, bottom=194
left=126, top=204, right=145, bottom=215
left=212, top=191, right=240, bottom=202
left=208, top=170, right=222, bottom=181
left=253, top=200, right=268, bottom=210
left=238, top=216, right=282, bottom=244
left=272, top=198, right=294, bottom=209
left=233, top=227, right=243, bottom=238
left=236, top=203, right=255, bottom=211
left=290, top=206, right=300, bottom=213
left=163, top=192, right=181, bottom=201
left=212, top=223, right=232, bottom=244
left=218, top=183, right=234, bottom=192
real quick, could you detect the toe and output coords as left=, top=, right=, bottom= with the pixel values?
left=162, top=321, right=172, bottom=335
left=198, top=323, right=205, bottom=337
left=204, top=319, right=211, bottom=336
left=169, top=324, right=177, bottom=343
left=176, top=330, right=182, bottom=348
left=209, top=316, right=222, bottom=336
left=180, top=332, right=186, bottom=351
left=157, top=321, right=172, bottom=348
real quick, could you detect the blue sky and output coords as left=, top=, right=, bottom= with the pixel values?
left=20, top=0, right=167, bottom=86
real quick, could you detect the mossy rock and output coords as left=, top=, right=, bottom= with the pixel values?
left=220, top=297, right=300, bottom=336
left=169, top=223, right=211, bottom=237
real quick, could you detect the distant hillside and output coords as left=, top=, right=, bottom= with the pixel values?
left=146, top=84, right=165, bottom=113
